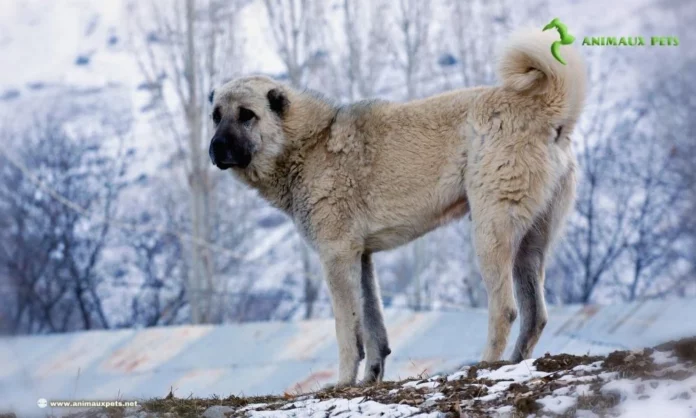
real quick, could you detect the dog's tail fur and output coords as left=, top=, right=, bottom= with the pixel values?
left=497, top=29, right=586, bottom=124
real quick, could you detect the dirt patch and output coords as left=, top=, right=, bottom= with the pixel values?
left=314, top=379, right=411, bottom=403
left=475, top=360, right=513, bottom=371
left=508, top=382, right=532, bottom=394
left=441, top=381, right=489, bottom=401
left=533, top=352, right=603, bottom=373
left=142, top=391, right=288, bottom=418
left=602, top=349, right=658, bottom=379
left=514, top=396, right=542, bottom=414
left=655, top=337, right=696, bottom=363
left=575, top=391, right=621, bottom=411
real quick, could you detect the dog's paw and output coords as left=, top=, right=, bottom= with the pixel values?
left=321, top=381, right=354, bottom=391
left=358, top=378, right=378, bottom=387
left=360, top=361, right=385, bottom=386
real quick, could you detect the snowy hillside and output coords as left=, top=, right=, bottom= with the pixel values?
left=62, top=338, right=696, bottom=417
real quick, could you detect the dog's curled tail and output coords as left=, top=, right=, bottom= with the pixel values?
left=497, top=29, right=586, bottom=123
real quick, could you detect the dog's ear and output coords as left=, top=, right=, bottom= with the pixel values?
left=267, top=88, right=289, bottom=117
left=208, top=89, right=215, bottom=105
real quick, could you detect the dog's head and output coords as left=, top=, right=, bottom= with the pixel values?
left=208, top=76, right=289, bottom=177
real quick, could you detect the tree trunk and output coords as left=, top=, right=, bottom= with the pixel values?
left=184, top=0, right=214, bottom=324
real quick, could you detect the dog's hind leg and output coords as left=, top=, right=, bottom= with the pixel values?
left=511, top=169, right=576, bottom=362
left=510, top=221, right=549, bottom=363
left=320, top=247, right=363, bottom=386
left=360, top=252, right=391, bottom=384
left=471, top=214, right=524, bottom=363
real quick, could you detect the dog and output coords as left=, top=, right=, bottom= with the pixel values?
left=208, top=29, right=586, bottom=386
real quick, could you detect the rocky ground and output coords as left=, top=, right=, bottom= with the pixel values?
left=37, top=338, right=696, bottom=418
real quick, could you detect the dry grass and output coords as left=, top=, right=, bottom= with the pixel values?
left=61, top=337, right=696, bottom=418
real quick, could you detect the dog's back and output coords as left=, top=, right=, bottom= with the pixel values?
left=308, top=30, right=586, bottom=255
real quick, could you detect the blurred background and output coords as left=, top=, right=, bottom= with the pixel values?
left=0, top=0, right=694, bottom=335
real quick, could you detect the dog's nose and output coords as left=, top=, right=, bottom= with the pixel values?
left=208, top=135, right=235, bottom=170
left=209, top=134, right=252, bottom=170
left=209, top=136, right=231, bottom=168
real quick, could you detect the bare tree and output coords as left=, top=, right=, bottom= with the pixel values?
left=128, top=0, right=248, bottom=324
left=263, top=0, right=328, bottom=87
left=392, top=0, right=432, bottom=100
left=548, top=48, right=695, bottom=303
left=341, top=0, right=391, bottom=100
left=0, top=103, right=131, bottom=334
left=114, top=179, right=190, bottom=328
left=549, top=57, right=639, bottom=303
left=446, top=0, right=541, bottom=88
left=656, top=0, right=696, bottom=298
left=261, top=0, right=331, bottom=318
left=626, top=44, right=696, bottom=300
left=620, top=122, right=685, bottom=301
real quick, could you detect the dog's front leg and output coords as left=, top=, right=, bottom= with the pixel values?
left=321, top=249, right=363, bottom=386
left=360, top=252, right=390, bottom=384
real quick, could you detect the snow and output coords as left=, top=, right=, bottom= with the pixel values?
left=0, top=0, right=131, bottom=90
left=537, top=395, right=577, bottom=415
left=479, top=359, right=548, bottom=382
left=247, top=397, right=426, bottom=418
left=651, top=350, right=676, bottom=365
left=572, top=361, right=604, bottom=372
left=424, top=392, right=445, bottom=403
left=559, top=374, right=596, bottom=382
left=402, top=380, right=439, bottom=389
left=576, top=384, right=593, bottom=396
left=492, top=405, right=513, bottom=414
left=446, top=368, right=469, bottom=381
left=240, top=403, right=270, bottom=411
left=602, top=376, right=696, bottom=418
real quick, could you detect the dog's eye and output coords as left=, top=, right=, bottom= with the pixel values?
left=212, top=107, right=222, bottom=125
left=238, top=107, right=256, bottom=124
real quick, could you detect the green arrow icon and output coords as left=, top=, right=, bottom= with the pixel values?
left=543, top=18, right=575, bottom=65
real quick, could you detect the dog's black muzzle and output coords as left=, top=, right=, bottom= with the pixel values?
left=209, top=132, right=252, bottom=170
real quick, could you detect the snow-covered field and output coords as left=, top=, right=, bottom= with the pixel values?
left=62, top=338, right=696, bottom=418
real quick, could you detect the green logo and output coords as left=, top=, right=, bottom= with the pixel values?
left=581, top=36, right=679, bottom=47
left=543, top=18, right=575, bottom=65
left=542, top=18, right=679, bottom=61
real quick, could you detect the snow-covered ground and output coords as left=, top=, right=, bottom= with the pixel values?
left=60, top=337, right=696, bottom=418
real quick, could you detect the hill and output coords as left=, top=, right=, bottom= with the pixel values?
left=59, top=337, right=696, bottom=418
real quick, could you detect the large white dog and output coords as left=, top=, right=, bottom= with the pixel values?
left=208, top=29, right=586, bottom=386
